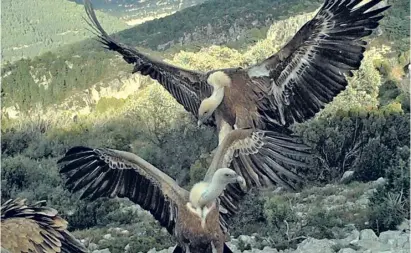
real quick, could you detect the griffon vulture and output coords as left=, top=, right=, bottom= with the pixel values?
left=82, top=0, right=389, bottom=190
left=57, top=128, right=303, bottom=253
left=1, top=198, right=87, bottom=253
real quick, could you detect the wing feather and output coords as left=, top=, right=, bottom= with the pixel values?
left=204, top=129, right=313, bottom=233
left=247, top=0, right=390, bottom=127
left=83, top=0, right=214, bottom=124
left=57, top=146, right=189, bottom=235
left=1, top=198, right=87, bottom=253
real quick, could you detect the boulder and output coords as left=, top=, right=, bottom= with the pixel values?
left=295, top=238, right=336, bottom=253
left=89, top=243, right=98, bottom=251
left=340, top=171, right=355, bottom=184
left=102, top=233, right=112, bottom=240
left=338, top=248, right=357, bottom=253
left=92, top=249, right=110, bottom=253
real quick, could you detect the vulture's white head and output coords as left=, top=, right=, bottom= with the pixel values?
left=197, top=71, right=231, bottom=127
left=213, top=167, right=245, bottom=186
left=190, top=168, right=245, bottom=209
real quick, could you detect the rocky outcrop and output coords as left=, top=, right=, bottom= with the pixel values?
left=111, top=227, right=408, bottom=253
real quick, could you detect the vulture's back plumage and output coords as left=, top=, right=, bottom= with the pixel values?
left=1, top=198, right=87, bottom=253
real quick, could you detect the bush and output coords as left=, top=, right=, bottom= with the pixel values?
left=368, top=147, right=410, bottom=234
left=95, top=97, right=126, bottom=114
left=230, top=190, right=268, bottom=237
left=294, top=110, right=410, bottom=184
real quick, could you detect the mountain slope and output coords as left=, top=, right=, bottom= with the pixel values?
left=108, top=0, right=324, bottom=50
left=68, top=0, right=209, bottom=26
left=1, top=0, right=128, bottom=63
left=2, top=0, right=409, bottom=115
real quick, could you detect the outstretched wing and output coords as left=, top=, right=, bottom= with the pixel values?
left=204, top=129, right=313, bottom=233
left=247, top=0, right=389, bottom=127
left=84, top=0, right=213, bottom=124
left=57, top=146, right=189, bottom=235
left=1, top=198, right=87, bottom=253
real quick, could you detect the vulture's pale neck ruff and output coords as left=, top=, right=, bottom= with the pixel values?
left=197, top=71, right=231, bottom=127
left=188, top=168, right=244, bottom=228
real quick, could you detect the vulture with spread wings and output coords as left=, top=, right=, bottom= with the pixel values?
left=1, top=198, right=87, bottom=253
left=82, top=0, right=389, bottom=190
left=58, top=128, right=309, bottom=253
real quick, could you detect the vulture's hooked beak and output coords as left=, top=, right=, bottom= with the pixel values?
left=236, top=176, right=246, bottom=190
left=197, top=120, right=203, bottom=127
left=197, top=115, right=207, bottom=127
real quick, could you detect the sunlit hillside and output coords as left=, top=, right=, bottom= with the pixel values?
left=68, top=0, right=209, bottom=25
left=1, top=0, right=127, bottom=62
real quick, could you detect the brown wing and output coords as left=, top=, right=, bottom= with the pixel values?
left=84, top=0, right=214, bottom=125
left=1, top=198, right=87, bottom=253
left=246, top=0, right=389, bottom=127
left=57, top=146, right=189, bottom=235
left=203, top=129, right=313, bottom=233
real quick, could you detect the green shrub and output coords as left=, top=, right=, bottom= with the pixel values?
left=373, top=59, right=392, bottom=76
left=95, top=97, right=126, bottom=114
left=294, top=110, right=410, bottom=183
left=368, top=147, right=410, bottom=234
left=230, top=190, right=268, bottom=237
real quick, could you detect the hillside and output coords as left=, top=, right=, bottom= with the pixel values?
left=1, top=0, right=128, bottom=63
left=102, top=0, right=324, bottom=51
left=68, top=0, right=209, bottom=26
left=1, top=0, right=409, bottom=113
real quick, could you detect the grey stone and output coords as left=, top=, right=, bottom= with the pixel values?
left=262, top=246, right=279, bottom=253
left=397, top=233, right=410, bottom=249
left=124, top=244, right=130, bottom=252
left=92, top=249, right=110, bottom=253
left=355, top=229, right=381, bottom=250
left=295, top=238, right=336, bottom=253
left=379, top=231, right=402, bottom=247
left=338, top=248, right=357, bottom=253
left=103, top=233, right=112, bottom=240
left=396, top=219, right=410, bottom=232
left=89, top=243, right=98, bottom=251
left=374, top=177, right=386, bottom=187
left=80, top=239, right=88, bottom=247
left=229, top=238, right=239, bottom=247
left=359, top=229, right=378, bottom=241
left=340, top=171, right=355, bottom=184
left=333, top=226, right=360, bottom=247
left=238, top=235, right=254, bottom=247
